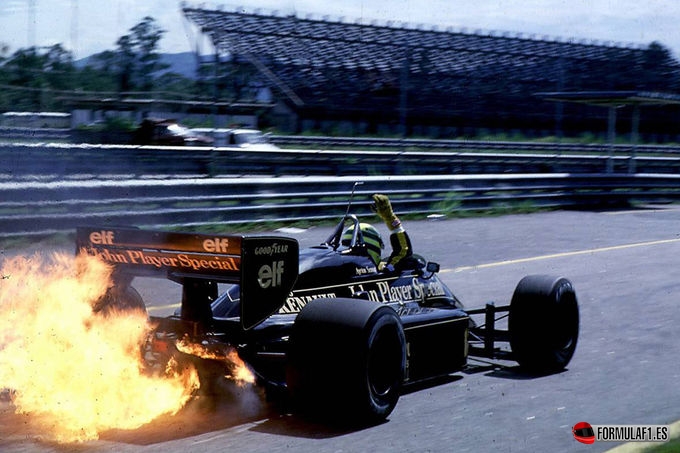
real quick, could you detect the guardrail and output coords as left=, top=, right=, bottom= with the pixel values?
left=3, top=127, right=680, bottom=156
left=270, top=135, right=680, bottom=156
left=2, top=173, right=680, bottom=237
left=3, top=143, right=680, bottom=181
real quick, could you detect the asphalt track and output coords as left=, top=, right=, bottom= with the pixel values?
left=2, top=206, right=680, bottom=452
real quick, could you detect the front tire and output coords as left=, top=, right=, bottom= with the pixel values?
left=287, top=298, right=406, bottom=425
left=509, top=275, right=579, bottom=374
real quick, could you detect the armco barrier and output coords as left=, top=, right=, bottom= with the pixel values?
left=3, top=128, right=680, bottom=157
left=2, top=173, right=680, bottom=237
left=3, top=143, right=680, bottom=180
left=270, top=135, right=680, bottom=156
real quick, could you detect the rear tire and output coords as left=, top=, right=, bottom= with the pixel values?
left=94, top=285, right=146, bottom=316
left=509, top=275, right=579, bottom=374
left=287, top=298, right=406, bottom=425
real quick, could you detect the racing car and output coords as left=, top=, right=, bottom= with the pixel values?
left=77, top=206, right=579, bottom=424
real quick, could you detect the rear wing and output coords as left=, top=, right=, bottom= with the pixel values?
left=76, top=227, right=299, bottom=330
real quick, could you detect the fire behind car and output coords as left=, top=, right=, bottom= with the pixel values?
left=77, top=213, right=579, bottom=425
left=132, top=118, right=213, bottom=146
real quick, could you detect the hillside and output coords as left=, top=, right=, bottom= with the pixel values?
left=75, top=52, right=200, bottom=79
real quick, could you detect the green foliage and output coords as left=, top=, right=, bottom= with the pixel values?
left=114, top=16, right=167, bottom=91
left=642, top=437, right=680, bottom=453
left=101, top=116, right=137, bottom=131
left=432, top=193, right=462, bottom=215
left=0, top=16, right=190, bottom=113
left=0, top=44, right=76, bottom=111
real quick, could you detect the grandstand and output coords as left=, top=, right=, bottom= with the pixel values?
left=182, top=4, right=680, bottom=140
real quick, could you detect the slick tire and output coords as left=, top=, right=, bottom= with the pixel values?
left=94, top=285, right=147, bottom=316
left=287, top=298, right=406, bottom=425
left=509, top=275, right=579, bottom=374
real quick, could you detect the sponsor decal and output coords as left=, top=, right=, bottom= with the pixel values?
left=202, top=238, right=230, bottom=253
left=257, top=260, right=284, bottom=288
left=88, top=230, right=236, bottom=254
left=279, top=292, right=338, bottom=314
left=350, top=278, right=447, bottom=304
left=89, top=230, right=114, bottom=245
left=87, top=247, right=239, bottom=272
left=277, top=275, right=450, bottom=313
left=254, top=243, right=289, bottom=257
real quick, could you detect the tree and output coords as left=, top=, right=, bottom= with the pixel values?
left=0, top=44, right=76, bottom=110
left=639, top=41, right=680, bottom=91
left=154, top=71, right=200, bottom=98
left=0, top=16, right=200, bottom=111
left=114, top=16, right=168, bottom=92
left=0, top=42, right=9, bottom=64
left=80, top=50, right=119, bottom=92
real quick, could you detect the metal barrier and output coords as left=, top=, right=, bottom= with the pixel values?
left=270, top=135, right=680, bottom=156
left=2, top=173, right=680, bottom=237
left=3, top=129, right=680, bottom=156
left=3, top=143, right=680, bottom=181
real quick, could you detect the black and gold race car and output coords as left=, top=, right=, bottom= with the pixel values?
left=77, top=209, right=579, bottom=425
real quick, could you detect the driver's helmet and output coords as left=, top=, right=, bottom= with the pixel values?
left=342, top=223, right=384, bottom=266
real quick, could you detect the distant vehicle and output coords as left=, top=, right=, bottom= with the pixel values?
left=191, top=127, right=279, bottom=149
left=133, top=119, right=214, bottom=146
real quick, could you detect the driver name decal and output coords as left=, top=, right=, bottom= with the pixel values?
left=355, top=266, right=377, bottom=275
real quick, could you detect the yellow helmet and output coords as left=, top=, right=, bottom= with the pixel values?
left=342, top=223, right=384, bottom=265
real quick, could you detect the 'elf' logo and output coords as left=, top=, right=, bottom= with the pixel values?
left=258, top=261, right=284, bottom=288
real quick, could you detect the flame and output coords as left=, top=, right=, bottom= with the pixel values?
left=0, top=252, right=199, bottom=443
left=175, top=338, right=256, bottom=386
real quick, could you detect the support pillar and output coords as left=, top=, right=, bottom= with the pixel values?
left=628, top=105, right=640, bottom=174
left=606, top=106, right=617, bottom=173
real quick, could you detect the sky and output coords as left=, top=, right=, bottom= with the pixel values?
left=0, top=0, right=678, bottom=60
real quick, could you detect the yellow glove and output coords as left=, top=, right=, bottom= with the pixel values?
left=372, top=194, right=401, bottom=230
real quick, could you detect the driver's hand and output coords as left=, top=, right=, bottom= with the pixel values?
left=378, top=261, right=394, bottom=272
left=372, top=194, right=401, bottom=230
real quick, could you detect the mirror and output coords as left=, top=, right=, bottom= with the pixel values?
left=426, top=262, right=440, bottom=273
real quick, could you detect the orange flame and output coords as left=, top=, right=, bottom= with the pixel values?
left=0, top=252, right=199, bottom=443
left=175, top=338, right=256, bottom=386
